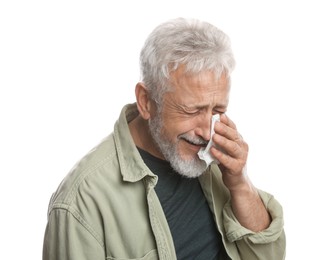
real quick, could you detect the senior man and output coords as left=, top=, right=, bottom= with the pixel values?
left=43, top=18, right=286, bottom=260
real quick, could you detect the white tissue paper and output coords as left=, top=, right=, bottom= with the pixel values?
left=197, top=114, right=221, bottom=167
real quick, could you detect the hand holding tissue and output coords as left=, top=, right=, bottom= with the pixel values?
left=197, top=114, right=221, bottom=167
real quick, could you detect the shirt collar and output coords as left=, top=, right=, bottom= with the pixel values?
left=113, top=103, right=158, bottom=184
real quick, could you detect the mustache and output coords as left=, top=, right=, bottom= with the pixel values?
left=179, top=133, right=208, bottom=146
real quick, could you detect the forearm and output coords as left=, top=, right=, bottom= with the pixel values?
left=212, top=114, right=272, bottom=232
left=230, top=180, right=271, bottom=232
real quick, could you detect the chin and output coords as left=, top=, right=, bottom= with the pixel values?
left=170, top=150, right=207, bottom=178
left=179, top=149, right=201, bottom=162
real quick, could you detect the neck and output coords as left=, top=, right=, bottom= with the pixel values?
left=128, top=115, right=164, bottom=160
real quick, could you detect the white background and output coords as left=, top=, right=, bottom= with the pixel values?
left=1, top=0, right=327, bottom=259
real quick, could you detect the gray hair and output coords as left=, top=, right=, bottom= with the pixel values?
left=139, top=17, right=235, bottom=103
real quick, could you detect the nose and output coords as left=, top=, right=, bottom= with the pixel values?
left=194, top=113, right=212, bottom=142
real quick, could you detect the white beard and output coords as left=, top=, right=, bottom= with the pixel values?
left=148, top=112, right=207, bottom=178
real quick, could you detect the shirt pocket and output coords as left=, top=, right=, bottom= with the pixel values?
left=107, top=249, right=159, bottom=260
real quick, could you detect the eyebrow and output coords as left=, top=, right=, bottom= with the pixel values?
left=182, top=103, right=228, bottom=111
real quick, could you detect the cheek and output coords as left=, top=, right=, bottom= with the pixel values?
left=162, top=118, right=196, bottom=140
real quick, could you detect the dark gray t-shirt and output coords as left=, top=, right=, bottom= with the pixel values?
left=138, top=148, right=230, bottom=260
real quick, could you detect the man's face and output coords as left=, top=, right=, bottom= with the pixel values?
left=148, top=66, right=230, bottom=177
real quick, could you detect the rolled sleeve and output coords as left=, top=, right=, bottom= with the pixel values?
left=223, top=189, right=284, bottom=243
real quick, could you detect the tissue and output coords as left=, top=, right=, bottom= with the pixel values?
left=197, top=114, right=220, bottom=167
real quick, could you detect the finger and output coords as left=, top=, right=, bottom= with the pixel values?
left=220, top=113, right=237, bottom=130
left=210, top=146, right=240, bottom=173
left=214, top=120, right=240, bottom=142
left=212, top=133, right=244, bottom=158
left=210, top=142, right=248, bottom=176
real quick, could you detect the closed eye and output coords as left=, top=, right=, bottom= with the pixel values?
left=185, top=110, right=200, bottom=115
left=213, top=111, right=225, bottom=116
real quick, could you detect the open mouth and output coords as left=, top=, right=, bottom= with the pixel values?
left=181, top=137, right=208, bottom=148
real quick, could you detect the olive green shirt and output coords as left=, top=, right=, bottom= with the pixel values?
left=43, top=103, right=286, bottom=260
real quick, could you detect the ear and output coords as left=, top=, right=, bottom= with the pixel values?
left=135, top=82, right=153, bottom=120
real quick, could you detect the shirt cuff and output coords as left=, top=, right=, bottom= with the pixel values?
left=223, top=189, right=284, bottom=244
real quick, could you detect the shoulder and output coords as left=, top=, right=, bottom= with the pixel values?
left=48, top=133, right=120, bottom=212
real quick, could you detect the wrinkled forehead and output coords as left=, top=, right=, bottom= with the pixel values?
left=168, top=63, right=228, bottom=81
left=167, top=65, right=230, bottom=90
